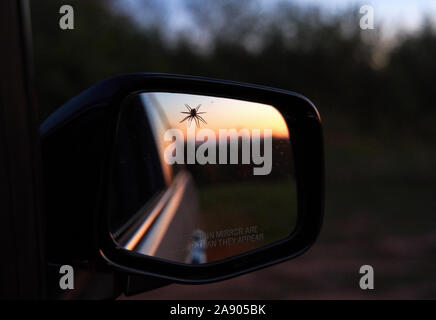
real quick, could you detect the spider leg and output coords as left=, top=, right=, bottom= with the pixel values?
left=197, top=115, right=207, bottom=124
left=188, top=117, right=193, bottom=126
left=179, top=115, right=191, bottom=123
left=181, top=112, right=191, bottom=114
left=194, top=117, right=200, bottom=128
left=185, top=104, right=192, bottom=111
left=196, top=104, right=202, bottom=111
left=197, top=112, right=206, bottom=114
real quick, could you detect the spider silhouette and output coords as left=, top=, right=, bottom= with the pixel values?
left=180, top=104, right=207, bottom=128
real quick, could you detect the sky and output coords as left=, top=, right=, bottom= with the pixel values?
left=292, top=0, right=436, bottom=33
left=120, top=0, right=436, bottom=37
left=142, top=92, right=290, bottom=138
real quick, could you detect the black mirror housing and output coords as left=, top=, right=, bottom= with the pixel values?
left=40, top=73, right=323, bottom=290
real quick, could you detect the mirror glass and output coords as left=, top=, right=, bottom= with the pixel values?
left=109, top=92, right=297, bottom=264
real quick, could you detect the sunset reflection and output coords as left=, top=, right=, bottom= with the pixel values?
left=142, top=92, right=290, bottom=139
left=113, top=91, right=297, bottom=264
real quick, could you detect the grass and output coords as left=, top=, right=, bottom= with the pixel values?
left=197, top=178, right=298, bottom=244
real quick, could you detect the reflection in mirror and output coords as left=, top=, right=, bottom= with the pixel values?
left=109, top=92, right=297, bottom=264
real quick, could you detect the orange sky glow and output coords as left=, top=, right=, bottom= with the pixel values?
left=144, top=92, right=290, bottom=139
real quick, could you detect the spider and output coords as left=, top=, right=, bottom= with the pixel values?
left=180, top=104, right=207, bottom=128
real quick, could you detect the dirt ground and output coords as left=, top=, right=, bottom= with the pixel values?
left=124, top=145, right=436, bottom=300
left=126, top=206, right=436, bottom=299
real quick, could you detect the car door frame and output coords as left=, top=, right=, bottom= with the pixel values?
left=0, top=0, right=46, bottom=299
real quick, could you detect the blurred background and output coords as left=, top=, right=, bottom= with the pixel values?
left=30, top=0, right=436, bottom=299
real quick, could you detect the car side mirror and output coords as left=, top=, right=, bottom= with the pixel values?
left=40, top=73, right=323, bottom=295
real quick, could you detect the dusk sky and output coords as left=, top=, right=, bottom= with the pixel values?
left=142, top=92, right=290, bottom=138
left=120, top=0, right=436, bottom=37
